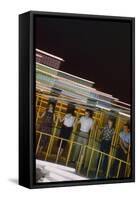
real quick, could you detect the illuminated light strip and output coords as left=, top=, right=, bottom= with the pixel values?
left=36, top=82, right=130, bottom=111
left=36, top=85, right=87, bottom=103
left=37, top=82, right=91, bottom=101
left=36, top=53, right=43, bottom=58
left=115, top=100, right=131, bottom=107
left=91, top=90, right=115, bottom=100
left=36, top=49, right=64, bottom=61
left=119, top=112, right=130, bottom=118
left=36, top=92, right=127, bottom=114
left=36, top=83, right=129, bottom=110
left=36, top=65, right=120, bottom=101
left=36, top=83, right=130, bottom=111
left=36, top=85, right=52, bottom=92
left=37, top=84, right=86, bottom=102
left=36, top=81, right=41, bottom=84
left=36, top=84, right=52, bottom=90
left=36, top=62, right=95, bottom=84
left=37, top=86, right=51, bottom=91
left=36, top=68, right=94, bottom=91
left=36, top=67, right=119, bottom=101
left=95, top=90, right=112, bottom=97
left=36, top=93, right=86, bottom=105
left=36, top=68, right=116, bottom=100
left=36, top=71, right=130, bottom=110
left=55, top=77, right=92, bottom=91
left=96, top=90, right=118, bottom=100
left=36, top=85, right=84, bottom=102
left=96, top=105, right=111, bottom=111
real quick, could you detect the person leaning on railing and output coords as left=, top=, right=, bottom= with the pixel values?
left=95, top=118, right=115, bottom=178
left=110, top=123, right=131, bottom=178
left=72, top=109, right=94, bottom=164
left=37, top=102, right=56, bottom=157
left=57, top=109, right=76, bottom=157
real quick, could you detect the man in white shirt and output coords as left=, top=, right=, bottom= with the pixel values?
left=72, top=109, right=94, bottom=162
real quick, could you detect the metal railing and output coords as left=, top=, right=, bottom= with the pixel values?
left=36, top=130, right=131, bottom=179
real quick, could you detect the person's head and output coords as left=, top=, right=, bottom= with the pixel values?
left=107, top=117, right=116, bottom=129
left=66, top=108, right=75, bottom=116
left=85, top=109, right=93, bottom=118
left=123, top=123, right=130, bottom=133
left=107, top=118, right=114, bottom=128
left=47, top=103, right=55, bottom=112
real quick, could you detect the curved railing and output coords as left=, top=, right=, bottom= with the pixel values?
left=36, top=130, right=131, bottom=179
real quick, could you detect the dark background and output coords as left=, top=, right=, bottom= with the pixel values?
left=35, top=16, right=132, bottom=103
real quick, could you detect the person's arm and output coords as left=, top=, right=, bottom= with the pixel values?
left=39, top=111, right=46, bottom=119
left=53, top=113, right=56, bottom=123
left=73, top=117, right=81, bottom=128
left=100, top=126, right=105, bottom=134
left=76, top=117, right=81, bottom=125
left=90, top=120, right=95, bottom=133
left=57, top=114, right=64, bottom=123
left=72, top=117, right=77, bottom=128
left=119, top=138, right=128, bottom=154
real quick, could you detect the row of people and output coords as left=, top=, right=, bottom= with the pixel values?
left=37, top=103, right=94, bottom=156
left=37, top=102, right=131, bottom=178
left=96, top=120, right=130, bottom=178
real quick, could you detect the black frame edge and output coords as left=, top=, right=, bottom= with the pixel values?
left=19, top=11, right=32, bottom=188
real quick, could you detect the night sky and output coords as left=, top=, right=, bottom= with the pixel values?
left=35, top=15, right=132, bottom=103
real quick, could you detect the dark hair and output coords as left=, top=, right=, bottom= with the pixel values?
left=66, top=108, right=75, bottom=116
left=124, top=122, right=130, bottom=130
left=86, top=109, right=93, bottom=118
left=107, top=117, right=116, bottom=128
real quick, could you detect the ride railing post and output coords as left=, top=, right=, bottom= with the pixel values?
left=126, top=164, right=131, bottom=177
left=36, top=131, right=42, bottom=155
left=86, top=147, right=94, bottom=177
left=36, top=131, right=51, bottom=159
left=125, top=144, right=131, bottom=177
left=76, top=144, right=84, bottom=173
left=92, top=112, right=99, bottom=143
left=66, top=140, right=73, bottom=166
left=93, top=111, right=105, bottom=146
left=68, top=108, right=82, bottom=163
left=44, top=134, right=53, bottom=160
left=36, top=96, right=43, bottom=124
left=106, top=156, right=112, bottom=178
left=56, top=138, right=63, bottom=163
left=48, top=102, right=63, bottom=156
left=96, top=152, right=103, bottom=178
left=77, top=145, right=87, bottom=173
left=36, top=95, right=38, bottom=109
left=116, top=160, right=122, bottom=178
left=110, top=117, right=121, bottom=158
left=84, top=112, right=101, bottom=170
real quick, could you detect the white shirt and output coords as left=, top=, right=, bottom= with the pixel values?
left=63, top=114, right=75, bottom=127
left=79, top=116, right=94, bottom=132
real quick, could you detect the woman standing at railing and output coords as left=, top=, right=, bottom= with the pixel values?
left=57, top=109, right=76, bottom=157
left=95, top=118, right=115, bottom=178
left=37, top=102, right=56, bottom=157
